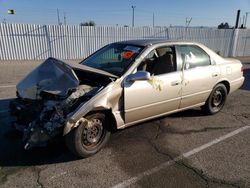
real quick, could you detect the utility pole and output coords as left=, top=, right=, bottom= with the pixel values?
left=153, top=13, right=155, bottom=27
left=57, top=9, right=61, bottom=25
left=64, top=12, right=67, bottom=25
left=131, top=6, right=136, bottom=27
left=235, top=9, right=240, bottom=28
left=185, top=17, right=192, bottom=28
left=245, top=12, right=249, bottom=28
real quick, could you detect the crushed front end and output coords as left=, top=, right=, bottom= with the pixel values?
left=9, top=58, right=111, bottom=149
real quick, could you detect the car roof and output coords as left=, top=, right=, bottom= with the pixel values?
left=114, top=39, right=198, bottom=47
left=112, top=39, right=225, bottom=64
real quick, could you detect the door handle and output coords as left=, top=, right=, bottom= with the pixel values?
left=171, top=81, right=181, bottom=86
left=212, top=73, right=219, bottom=77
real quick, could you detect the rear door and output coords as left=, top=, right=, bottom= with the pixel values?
left=176, top=45, right=220, bottom=108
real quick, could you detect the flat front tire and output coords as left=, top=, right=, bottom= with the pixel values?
left=202, top=83, right=227, bottom=115
left=65, top=113, right=111, bottom=158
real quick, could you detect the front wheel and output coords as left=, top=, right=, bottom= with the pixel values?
left=65, top=113, right=111, bottom=158
left=202, top=83, right=228, bottom=115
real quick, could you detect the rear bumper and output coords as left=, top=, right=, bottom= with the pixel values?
left=229, top=76, right=245, bottom=94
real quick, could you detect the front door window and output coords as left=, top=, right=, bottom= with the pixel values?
left=138, top=46, right=177, bottom=75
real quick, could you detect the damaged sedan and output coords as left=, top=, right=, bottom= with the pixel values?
left=10, top=40, right=244, bottom=158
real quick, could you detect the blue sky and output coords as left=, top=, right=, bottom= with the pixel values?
left=0, top=0, right=249, bottom=27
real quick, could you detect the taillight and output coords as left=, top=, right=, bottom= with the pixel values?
left=241, top=66, right=244, bottom=72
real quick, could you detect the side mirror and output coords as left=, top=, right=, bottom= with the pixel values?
left=126, top=71, right=150, bottom=82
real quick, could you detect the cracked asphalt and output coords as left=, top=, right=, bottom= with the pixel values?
left=0, top=58, right=249, bottom=188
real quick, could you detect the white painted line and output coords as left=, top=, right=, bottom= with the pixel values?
left=0, top=85, right=15, bottom=89
left=111, top=125, right=250, bottom=188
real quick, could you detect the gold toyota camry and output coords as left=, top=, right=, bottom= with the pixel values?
left=10, top=39, right=244, bottom=157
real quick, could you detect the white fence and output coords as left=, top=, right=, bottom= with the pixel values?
left=0, top=23, right=250, bottom=60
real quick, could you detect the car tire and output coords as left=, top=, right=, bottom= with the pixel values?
left=202, top=83, right=227, bottom=115
left=65, top=113, right=111, bottom=158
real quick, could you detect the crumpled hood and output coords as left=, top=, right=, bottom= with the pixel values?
left=17, top=57, right=79, bottom=100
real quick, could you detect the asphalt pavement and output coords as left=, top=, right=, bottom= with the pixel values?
left=0, top=58, right=249, bottom=188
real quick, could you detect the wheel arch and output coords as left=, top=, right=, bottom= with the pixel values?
left=64, top=107, right=117, bottom=135
left=217, top=80, right=230, bottom=94
left=86, top=109, right=117, bottom=132
left=202, top=80, right=229, bottom=115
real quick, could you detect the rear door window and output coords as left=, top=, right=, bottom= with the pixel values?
left=176, top=45, right=211, bottom=69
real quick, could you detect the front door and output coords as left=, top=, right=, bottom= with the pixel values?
left=123, top=45, right=183, bottom=124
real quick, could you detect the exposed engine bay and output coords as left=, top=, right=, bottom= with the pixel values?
left=10, top=58, right=113, bottom=149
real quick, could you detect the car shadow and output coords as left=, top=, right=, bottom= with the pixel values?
left=0, top=64, right=247, bottom=167
left=241, top=68, right=250, bottom=91
left=0, top=97, right=205, bottom=167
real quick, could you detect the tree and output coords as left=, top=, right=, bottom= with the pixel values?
left=218, top=22, right=230, bottom=29
left=80, top=21, right=96, bottom=26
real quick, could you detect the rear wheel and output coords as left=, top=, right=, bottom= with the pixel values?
left=65, top=113, right=111, bottom=158
left=202, top=83, right=227, bottom=115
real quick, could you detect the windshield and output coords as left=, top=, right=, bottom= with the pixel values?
left=80, top=43, right=144, bottom=76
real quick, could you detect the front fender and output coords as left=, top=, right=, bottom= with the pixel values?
left=63, top=106, right=110, bottom=135
left=63, top=81, right=122, bottom=135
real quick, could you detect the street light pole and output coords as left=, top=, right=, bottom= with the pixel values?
left=245, top=12, right=249, bottom=28
left=57, top=9, right=61, bottom=25
left=132, top=6, right=136, bottom=27
left=153, top=13, right=155, bottom=27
